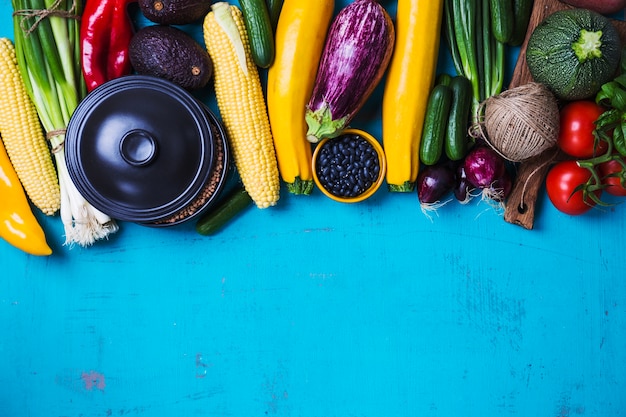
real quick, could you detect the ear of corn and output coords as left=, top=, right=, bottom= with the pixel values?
left=203, top=2, right=280, bottom=208
left=0, top=37, right=60, bottom=215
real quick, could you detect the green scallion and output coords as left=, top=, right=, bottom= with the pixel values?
left=444, top=0, right=506, bottom=121
left=11, top=0, right=118, bottom=246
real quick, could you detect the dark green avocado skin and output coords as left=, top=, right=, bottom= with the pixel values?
left=138, top=0, right=212, bottom=25
left=129, top=25, right=213, bottom=90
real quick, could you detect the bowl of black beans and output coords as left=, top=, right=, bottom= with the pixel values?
left=312, top=128, right=386, bottom=203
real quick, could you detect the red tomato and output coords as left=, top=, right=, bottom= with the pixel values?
left=558, top=101, right=608, bottom=158
left=599, top=157, right=626, bottom=197
left=545, top=160, right=601, bottom=215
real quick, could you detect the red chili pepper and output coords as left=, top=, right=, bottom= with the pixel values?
left=80, top=0, right=136, bottom=92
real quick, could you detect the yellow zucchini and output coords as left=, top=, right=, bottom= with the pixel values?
left=382, top=0, right=444, bottom=192
left=266, top=0, right=334, bottom=195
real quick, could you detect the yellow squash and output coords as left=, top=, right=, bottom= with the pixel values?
left=381, top=0, right=444, bottom=192
left=266, top=0, right=334, bottom=195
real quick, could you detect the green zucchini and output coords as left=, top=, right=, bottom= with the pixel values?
left=266, top=0, right=284, bottom=32
left=419, top=84, right=453, bottom=166
left=445, top=76, right=473, bottom=161
left=526, top=9, right=621, bottom=101
left=489, top=0, right=514, bottom=44
left=239, top=0, right=275, bottom=68
left=195, top=187, right=253, bottom=236
left=509, top=0, right=533, bottom=46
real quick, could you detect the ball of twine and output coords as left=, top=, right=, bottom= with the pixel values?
left=473, top=82, right=559, bottom=162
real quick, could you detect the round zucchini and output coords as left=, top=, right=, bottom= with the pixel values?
left=525, top=8, right=621, bottom=101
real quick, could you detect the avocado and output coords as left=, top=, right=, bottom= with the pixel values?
left=129, top=25, right=213, bottom=90
left=138, top=0, right=212, bottom=25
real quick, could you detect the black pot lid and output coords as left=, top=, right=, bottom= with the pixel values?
left=65, top=75, right=216, bottom=223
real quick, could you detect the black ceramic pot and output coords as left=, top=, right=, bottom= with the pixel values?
left=65, top=75, right=231, bottom=226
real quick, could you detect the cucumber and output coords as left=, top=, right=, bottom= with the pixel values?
left=445, top=76, right=473, bottom=161
left=435, top=73, right=453, bottom=87
left=239, top=0, right=275, bottom=68
left=509, top=0, right=533, bottom=46
left=266, top=0, right=284, bottom=31
left=419, top=84, right=453, bottom=166
left=490, top=0, right=514, bottom=44
left=195, top=187, right=253, bottom=236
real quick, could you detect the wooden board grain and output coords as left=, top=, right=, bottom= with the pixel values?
left=504, top=0, right=626, bottom=229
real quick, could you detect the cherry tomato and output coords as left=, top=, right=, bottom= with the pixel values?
left=599, top=157, right=626, bottom=197
left=545, top=160, right=601, bottom=215
left=558, top=101, right=608, bottom=158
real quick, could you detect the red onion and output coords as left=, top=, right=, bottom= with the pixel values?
left=463, top=146, right=506, bottom=189
left=454, top=163, right=475, bottom=204
left=417, top=162, right=456, bottom=204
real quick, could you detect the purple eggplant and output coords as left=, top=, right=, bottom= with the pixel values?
left=305, top=0, right=394, bottom=143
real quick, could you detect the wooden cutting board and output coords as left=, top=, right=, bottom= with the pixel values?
left=503, top=0, right=626, bottom=229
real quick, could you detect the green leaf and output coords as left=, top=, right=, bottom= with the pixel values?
left=610, top=87, right=626, bottom=111
left=595, top=108, right=620, bottom=130
left=614, top=123, right=626, bottom=157
left=597, top=82, right=618, bottom=105
left=614, top=73, right=626, bottom=90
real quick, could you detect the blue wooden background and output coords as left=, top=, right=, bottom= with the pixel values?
left=1, top=1, right=625, bottom=416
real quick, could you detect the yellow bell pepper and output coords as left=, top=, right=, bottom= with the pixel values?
left=0, top=138, right=52, bottom=256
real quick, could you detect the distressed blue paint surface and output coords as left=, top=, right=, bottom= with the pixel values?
left=1, top=1, right=626, bottom=416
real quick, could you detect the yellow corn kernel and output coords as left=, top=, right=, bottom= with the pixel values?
left=203, top=2, right=280, bottom=209
left=0, top=37, right=60, bottom=215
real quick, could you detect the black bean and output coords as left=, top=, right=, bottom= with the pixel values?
left=316, top=133, right=381, bottom=198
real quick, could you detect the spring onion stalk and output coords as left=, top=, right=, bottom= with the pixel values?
left=476, top=0, right=493, bottom=101
left=443, top=0, right=463, bottom=76
left=483, top=0, right=504, bottom=101
left=490, top=40, right=505, bottom=99
left=477, top=0, right=486, bottom=101
left=12, top=0, right=118, bottom=246
left=446, top=0, right=480, bottom=114
left=444, top=0, right=505, bottom=120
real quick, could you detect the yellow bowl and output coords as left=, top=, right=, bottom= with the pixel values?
left=312, top=128, right=387, bottom=203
